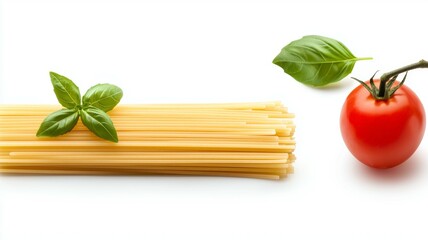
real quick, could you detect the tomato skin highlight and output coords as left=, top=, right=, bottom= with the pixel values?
left=340, top=79, right=426, bottom=169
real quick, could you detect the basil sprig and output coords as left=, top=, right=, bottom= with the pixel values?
left=37, top=72, right=123, bottom=142
left=273, top=35, right=372, bottom=87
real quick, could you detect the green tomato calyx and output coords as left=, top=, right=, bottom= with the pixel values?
left=352, top=59, right=428, bottom=100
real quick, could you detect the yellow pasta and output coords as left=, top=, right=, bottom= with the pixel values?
left=0, top=102, right=295, bottom=179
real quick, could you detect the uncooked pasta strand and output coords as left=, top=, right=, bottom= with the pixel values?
left=9, top=151, right=290, bottom=160
left=0, top=168, right=282, bottom=180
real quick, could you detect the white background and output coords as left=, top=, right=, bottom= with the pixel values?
left=1, top=0, right=428, bottom=239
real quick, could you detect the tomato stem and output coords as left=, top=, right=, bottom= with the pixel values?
left=378, top=59, right=428, bottom=98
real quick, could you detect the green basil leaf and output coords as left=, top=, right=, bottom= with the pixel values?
left=50, top=72, right=81, bottom=109
left=82, top=84, right=123, bottom=112
left=273, top=35, right=372, bottom=86
left=36, top=109, right=79, bottom=137
left=80, top=107, right=118, bottom=142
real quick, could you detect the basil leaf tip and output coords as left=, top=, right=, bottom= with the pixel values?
left=37, top=72, right=122, bottom=142
left=273, top=35, right=372, bottom=87
left=81, top=107, right=119, bottom=143
left=49, top=71, right=81, bottom=109
left=36, top=109, right=79, bottom=137
left=82, top=83, right=123, bottom=112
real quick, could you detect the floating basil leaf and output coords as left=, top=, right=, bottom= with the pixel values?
left=50, top=72, right=81, bottom=108
left=82, top=84, right=123, bottom=112
left=81, top=107, right=118, bottom=142
left=36, top=109, right=79, bottom=137
left=273, top=35, right=372, bottom=87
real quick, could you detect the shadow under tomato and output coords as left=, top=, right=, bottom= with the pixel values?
left=353, top=152, right=423, bottom=182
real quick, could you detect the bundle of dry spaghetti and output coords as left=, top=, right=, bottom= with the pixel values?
left=0, top=102, right=295, bottom=179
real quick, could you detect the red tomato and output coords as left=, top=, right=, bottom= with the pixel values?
left=340, top=79, right=426, bottom=168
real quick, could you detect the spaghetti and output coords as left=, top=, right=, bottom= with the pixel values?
left=0, top=102, right=295, bottom=179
